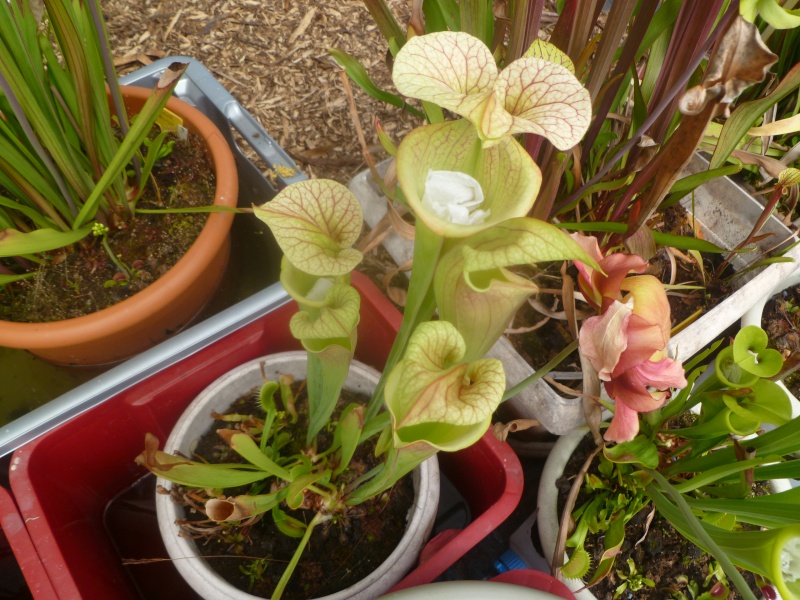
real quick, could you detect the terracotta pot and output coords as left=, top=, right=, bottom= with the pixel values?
left=156, top=350, right=440, bottom=600
left=0, top=85, right=237, bottom=366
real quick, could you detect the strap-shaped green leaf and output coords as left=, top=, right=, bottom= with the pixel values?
left=73, top=62, right=188, bottom=228
left=0, top=226, right=92, bottom=257
left=219, top=430, right=293, bottom=482
left=329, top=48, right=423, bottom=119
left=134, top=438, right=269, bottom=489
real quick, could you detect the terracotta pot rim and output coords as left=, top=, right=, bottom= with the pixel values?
left=0, top=85, right=237, bottom=348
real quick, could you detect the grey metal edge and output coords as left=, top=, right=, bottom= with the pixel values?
left=0, top=283, right=291, bottom=457
left=120, top=56, right=307, bottom=198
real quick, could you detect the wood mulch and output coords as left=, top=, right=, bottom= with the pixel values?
left=102, top=0, right=418, bottom=185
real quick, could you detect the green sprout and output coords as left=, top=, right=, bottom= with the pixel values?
left=240, top=557, right=271, bottom=593
left=91, top=222, right=132, bottom=283
left=614, top=558, right=655, bottom=599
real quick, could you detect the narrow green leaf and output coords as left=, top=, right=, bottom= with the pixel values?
left=72, top=62, right=189, bottom=229
left=0, top=272, right=35, bottom=285
left=555, top=222, right=729, bottom=253
left=329, top=48, right=423, bottom=119
left=136, top=450, right=268, bottom=489
left=459, top=0, right=493, bottom=48
left=661, top=164, right=743, bottom=207
left=361, top=0, right=406, bottom=53
left=221, top=430, right=294, bottom=482
left=0, top=226, right=92, bottom=257
left=686, top=489, right=800, bottom=528
left=673, top=456, right=784, bottom=493
left=423, top=0, right=460, bottom=32
left=645, top=477, right=760, bottom=600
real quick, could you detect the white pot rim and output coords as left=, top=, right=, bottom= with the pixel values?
left=537, top=430, right=790, bottom=600
left=536, top=431, right=594, bottom=600
left=155, top=351, right=440, bottom=600
left=380, top=580, right=568, bottom=599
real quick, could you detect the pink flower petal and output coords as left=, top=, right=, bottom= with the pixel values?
left=570, top=233, right=604, bottom=308
left=622, top=275, right=671, bottom=339
left=604, top=398, right=641, bottom=442
left=596, top=253, right=647, bottom=312
left=579, top=302, right=632, bottom=380
left=606, top=356, right=686, bottom=414
left=611, top=314, right=669, bottom=375
left=636, top=357, right=688, bottom=390
left=605, top=373, right=668, bottom=414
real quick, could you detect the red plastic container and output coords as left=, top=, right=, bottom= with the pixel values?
left=9, top=272, right=523, bottom=599
left=0, top=485, right=57, bottom=600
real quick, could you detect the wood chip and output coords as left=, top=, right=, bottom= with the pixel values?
left=288, top=8, right=317, bottom=47
left=164, top=9, right=183, bottom=42
left=103, top=0, right=415, bottom=185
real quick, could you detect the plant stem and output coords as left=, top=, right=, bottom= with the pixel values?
left=366, top=220, right=443, bottom=420
left=270, top=512, right=329, bottom=600
left=502, top=340, right=579, bottom=401
left=100, top=235, right=131, bottom=279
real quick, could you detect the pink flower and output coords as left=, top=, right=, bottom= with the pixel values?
left=570, top=233, right=647, bottom=312
left=579, top=275, right=687, bottom=442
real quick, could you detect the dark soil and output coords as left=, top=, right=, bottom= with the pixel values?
left=163, top=381, right=414, bottom=600
left=646, top=204, right=732, bottom=329
left=0, top=131, right=214, bottom=322
left=506, top=262, right=583, bottom=374
left=761, top=284, right=800, bottom=396
left=553, top=434, right=763, bottom=600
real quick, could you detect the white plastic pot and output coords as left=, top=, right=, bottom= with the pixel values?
left=155, top=350, right=440, bottom=600
left=380, top=580, right=570, bottom=599
left=537, top=431, right=790, bottom=600
left=536, top=431, right=597, bottom=600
